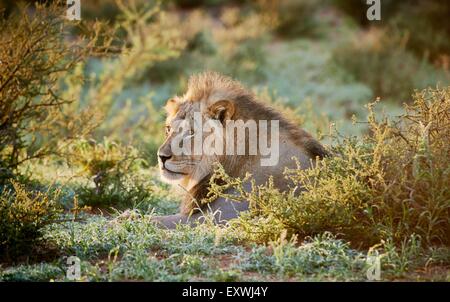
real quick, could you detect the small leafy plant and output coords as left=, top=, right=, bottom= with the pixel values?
left=67, top=138, right=146, bottom=208
left=210, top=87, right=450, bottom=247
left=0, top=181, right=61, bottom=260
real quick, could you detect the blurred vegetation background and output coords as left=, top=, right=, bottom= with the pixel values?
left=0, top=0, right=449, bottom=280
left=1, top=0, right=447, bottom=163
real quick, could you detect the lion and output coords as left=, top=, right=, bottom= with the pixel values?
left=153, top=71, right=327, bottom=228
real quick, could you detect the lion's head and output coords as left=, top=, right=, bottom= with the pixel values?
left=157, top=72, right=247, bottom=191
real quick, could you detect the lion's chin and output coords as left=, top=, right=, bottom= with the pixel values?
left=160, top=167, right=187, bottom=183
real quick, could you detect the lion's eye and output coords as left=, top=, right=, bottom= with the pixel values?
left=189, top=129, right=194, bottom=135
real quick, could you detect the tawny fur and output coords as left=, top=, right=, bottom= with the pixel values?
left=156, top=71, right=328, bottom=226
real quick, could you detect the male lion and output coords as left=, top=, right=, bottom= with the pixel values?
left=153, top=72, right=327, bottom=228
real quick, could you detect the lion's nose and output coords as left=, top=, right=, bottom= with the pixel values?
left=159, top=154, right=171, bottom=164
left=158, top=146, right=172, bottom=165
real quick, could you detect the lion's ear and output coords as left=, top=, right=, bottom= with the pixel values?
left=164, top=98, right=179, bottom=116
left=208, top=100, right=235, bottom=122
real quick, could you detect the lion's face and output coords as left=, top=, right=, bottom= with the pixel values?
left=157, top=97, right=234, bottom=188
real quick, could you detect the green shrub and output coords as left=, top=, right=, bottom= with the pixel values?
left=210, top=86, right=450, bottom=247
left=72, top=1, right=185, bottom=156
left=0, top=262, right=64, bottom=282
left=332, top=0, right=450, bottom=62
left=0, top=181, right=61, bottom=260
left=64, top=138, right=179, bottom=212
left=268, top=0, right=322, bottom=38
left=207, top=7, right=271, bottom=82
left=66, top=138, right=144, bottom=208
left=388, top=1, right=450, bottom=62
left=144, top=6, right=272, bottom=86
left=0, top=3, right=105, bottom=178
left=332, top=28, right=449, bottom=103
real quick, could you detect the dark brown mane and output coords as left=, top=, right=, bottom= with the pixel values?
left=186, top=71, right=329, bottom=159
